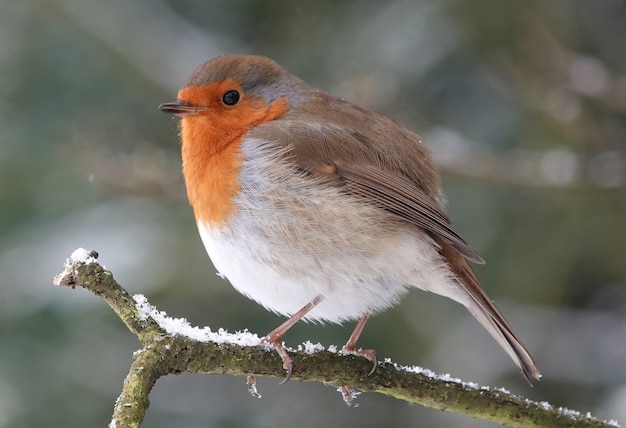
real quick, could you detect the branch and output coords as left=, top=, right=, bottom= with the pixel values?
left=53, top=249, right=620, bottom=428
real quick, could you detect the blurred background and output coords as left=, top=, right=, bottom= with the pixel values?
left=1, top=0, right=625, bottom=426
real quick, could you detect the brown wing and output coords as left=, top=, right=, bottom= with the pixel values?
left=335, top=163, right=484, bottom=264
left=254, top=119, right=484, bottom=264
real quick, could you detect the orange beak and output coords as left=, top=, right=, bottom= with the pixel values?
left=159, top=102, right=207, bottom=116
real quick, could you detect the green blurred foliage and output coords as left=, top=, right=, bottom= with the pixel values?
left=1, top=0, right=625, bottom=427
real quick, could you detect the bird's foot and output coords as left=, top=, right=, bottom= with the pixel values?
left=340, top=345, right=378, bottom=376
left=337, top=385, right=361, bottom=407
left=261, top=333, right=293, bottom=384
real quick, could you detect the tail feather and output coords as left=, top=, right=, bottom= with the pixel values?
left=436, top=237, right=541, bottom=384
left=465, top=301, right=541, bottom=383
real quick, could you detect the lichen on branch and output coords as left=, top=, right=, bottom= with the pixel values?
left=53, top=249, right=620, bottom=428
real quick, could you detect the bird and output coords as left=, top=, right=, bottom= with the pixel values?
left=159, top=54, right=541, bottom=384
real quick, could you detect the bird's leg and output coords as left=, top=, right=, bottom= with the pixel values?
left=262, top=295, right=323, bottom=384
left=341, top=312, right=378, bottom=375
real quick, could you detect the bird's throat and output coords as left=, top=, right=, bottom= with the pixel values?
left=178, top=95, right=289, bottom=229
left=180, top=118, right=243, bottom=229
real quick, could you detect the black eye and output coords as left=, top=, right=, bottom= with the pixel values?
left=222, top=90, right=240, bottom=106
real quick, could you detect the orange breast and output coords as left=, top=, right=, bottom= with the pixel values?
left=181, top=124, right=243, bottom=228
left=178, top=83, right=289, bottom=228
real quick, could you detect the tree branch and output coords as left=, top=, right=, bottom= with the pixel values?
left=53, top=249, right=620, bottom=428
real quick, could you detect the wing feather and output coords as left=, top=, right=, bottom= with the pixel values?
left=337, top=163, right=484, bottom=264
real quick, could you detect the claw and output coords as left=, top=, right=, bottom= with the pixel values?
left=261, top=335, right=294, bottom=384
left=278, top=363, right=293, bottom=385
left=341, top=312, right=378, bottom=375
left=337, top=385, right=361, bottom=407
left=368, top=352, right=378, bottom=376
left=260, top=295, right=324, bottom=384
left=246, top=375, right=262, bottom=398
left=341, top=346, right=378, bottom=376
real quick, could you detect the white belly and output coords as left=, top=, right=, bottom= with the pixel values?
left=198, top=221, right=458, bottom=323
left=195, top=138, right=467, bottom=323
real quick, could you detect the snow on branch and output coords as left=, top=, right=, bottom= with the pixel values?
left=53, top=249, right=621, bottom=428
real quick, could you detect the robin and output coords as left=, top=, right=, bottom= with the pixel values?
left=160, top=54, right=540, bottom=384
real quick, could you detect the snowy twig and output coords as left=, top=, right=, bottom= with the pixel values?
left=53, top=249, right=621, bottom=428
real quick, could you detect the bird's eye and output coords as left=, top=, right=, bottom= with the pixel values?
left=222, top=90, right=240, bottom=106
